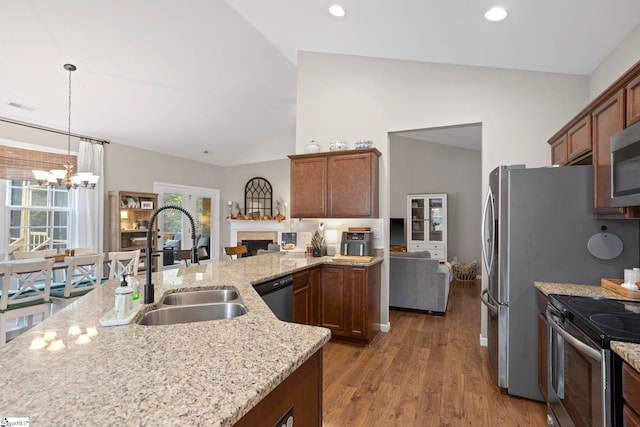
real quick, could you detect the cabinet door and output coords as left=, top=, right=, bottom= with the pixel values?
left=407, top=196, right=426, bottom=244
left=327, top=152, right=379, bottom=217
left=293, top=271, right=311, bottom=325
left=427, top=196, right=445, bottom=243
left=347, top=267, right=367, bottom=338
left=319, top=266, right=347, bottom=336
left=627, top=74, right=640, bottom=126
left=550, top=135, right=568, bottom=165
left=567, top=115, right=592, bottom=161
left=290, top=157, right=327, bottom=217
left=592, top=90, right=626, bottom=215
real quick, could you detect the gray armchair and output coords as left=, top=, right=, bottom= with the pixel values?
left=389, top=251, right=451, bottom=314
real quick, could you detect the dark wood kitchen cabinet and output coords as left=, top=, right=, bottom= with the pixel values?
left=567, top=114, right=592, bottom=162
left=293, top=267, right=319, bottom=326
left=549, top=114, right=591, bottom=165
left=289, top=156, right=327, bottom=218
left=233, top=348, right=323, bottom=427
left=537, top=291, right=549, bottom=402
left=592, top=90, right=627, bottom=216
left=622, top=361, right=640, bottom=426
left=319, top=262, right=381, bottom=345
left=626, top=74, right=640, bottom=126
left=547, top=59, right=640, bottom=218
left=550, top=134, right=568, bottom=166
left=289, top=149, right=381, bottom=218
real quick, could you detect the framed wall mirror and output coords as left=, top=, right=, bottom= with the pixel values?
left=245, top=177, right=272, bottom=217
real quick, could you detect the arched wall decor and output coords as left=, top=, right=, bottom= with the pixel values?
left=244, top=177, right=272, bottom=217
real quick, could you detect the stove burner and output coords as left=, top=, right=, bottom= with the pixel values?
left=590, top=313, right=640, bottom=337
left=566, top=298, right=628, bottom=313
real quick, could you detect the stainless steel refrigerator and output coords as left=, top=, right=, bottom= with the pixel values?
left=480, top=165, right=640, bottom=401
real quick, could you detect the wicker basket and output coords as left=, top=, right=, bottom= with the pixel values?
left=452, top=262, right=478, bottom=281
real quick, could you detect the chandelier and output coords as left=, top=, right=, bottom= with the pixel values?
left=32, top=64, right=99, bottom=190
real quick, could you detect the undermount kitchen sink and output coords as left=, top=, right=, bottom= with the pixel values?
left=138, top=302, right=248, bottom=326
left=137, top=287, right=248, bottom=326
left=160, top=288, right=240, bottom=306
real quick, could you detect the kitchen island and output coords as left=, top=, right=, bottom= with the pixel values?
left=0, top=253, right=381, bottom=426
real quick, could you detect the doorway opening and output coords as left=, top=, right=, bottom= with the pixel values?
left=153, top=182, right=221, bottom=265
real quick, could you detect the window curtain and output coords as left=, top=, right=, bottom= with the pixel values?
left=73, top=140, right=104, bottom=251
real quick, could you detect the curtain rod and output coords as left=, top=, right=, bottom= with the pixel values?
left=0, top=116, right=110, bottom=145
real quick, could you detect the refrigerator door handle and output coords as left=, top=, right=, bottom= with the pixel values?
left=481, top=189, right=495, bottom=273
left=480, top=288, right=496, bottom=310
left=481, top=287, right=508, bottom=309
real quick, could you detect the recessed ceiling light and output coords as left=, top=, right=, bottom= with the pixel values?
left=329, top=5, right=345, bottom=17
left=485, top=7, right=507, bottom=22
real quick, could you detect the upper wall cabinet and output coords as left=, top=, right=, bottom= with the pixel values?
left=626, top=74, right=640, bottom=126
left=547, top=59, right=640, bottom=219
left=567, top=115, right=592, bottom=162
left=592, top=90, right=626, bottom=216
left=289, top=148, right=381, bottom=218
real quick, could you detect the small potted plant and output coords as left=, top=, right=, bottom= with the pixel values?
left=311, top=231, right=326, bottom=257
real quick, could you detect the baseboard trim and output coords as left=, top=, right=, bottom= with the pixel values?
left=380, top=322, right=391, bottom=332
left=479, top=334, right=487, bottom=347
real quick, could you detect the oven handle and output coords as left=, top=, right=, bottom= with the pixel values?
left=546, top=307, right=602, bottom=362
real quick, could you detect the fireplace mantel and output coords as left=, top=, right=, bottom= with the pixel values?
left=228, top=220, right=287, bottom=247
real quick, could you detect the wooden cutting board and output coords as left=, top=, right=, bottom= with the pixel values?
left=333, top=255, right=374, bottom=263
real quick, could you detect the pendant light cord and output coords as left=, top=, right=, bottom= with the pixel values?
left=67, top=65, right=72, bottom=164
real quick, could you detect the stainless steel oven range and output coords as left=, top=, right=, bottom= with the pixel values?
left=546, top=294, right=640, bottom=427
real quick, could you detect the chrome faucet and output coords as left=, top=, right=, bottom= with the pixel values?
left=144, top=205, right=199, bottom=304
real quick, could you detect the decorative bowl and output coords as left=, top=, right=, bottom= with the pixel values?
left=304, top=140, right=320, bottom=153
left=329, top=140, right=348, bottom=151
left=354, top=140, right=373, bottom=149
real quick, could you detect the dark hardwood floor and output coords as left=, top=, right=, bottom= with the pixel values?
left=322, top=279, right=548, bottom=426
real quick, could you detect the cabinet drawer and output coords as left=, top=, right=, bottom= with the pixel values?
left=425, top=243, right=444, bottom=250
left=408, top=243, right=430, bottom=251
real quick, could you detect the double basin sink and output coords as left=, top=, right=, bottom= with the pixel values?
left=137, top=287, right=248, bottom=326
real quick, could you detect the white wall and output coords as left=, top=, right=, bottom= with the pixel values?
left=390, top=135, right=482, bottom=265
left=590, top=22, right=640, bottom=98
left=296, top=51, right=589, bottom=334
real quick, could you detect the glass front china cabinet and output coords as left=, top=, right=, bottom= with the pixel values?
left=406, top=193, right=447, bottom=262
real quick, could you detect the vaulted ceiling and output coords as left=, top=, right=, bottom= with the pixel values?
left=1, top=1, right=639, bottom=166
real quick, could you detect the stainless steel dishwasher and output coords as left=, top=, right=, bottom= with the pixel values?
left=253, top=275, right=294, bottom=322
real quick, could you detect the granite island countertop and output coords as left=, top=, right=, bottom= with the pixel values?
left=0, top=253, right=381, bottom=426
left=535, top=280, right=640, bottom=374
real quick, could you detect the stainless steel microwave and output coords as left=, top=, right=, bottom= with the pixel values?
left=611, top=120, right=640, bottom=207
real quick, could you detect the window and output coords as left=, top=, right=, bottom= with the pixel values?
left=2, top=180, right=73, bottom=254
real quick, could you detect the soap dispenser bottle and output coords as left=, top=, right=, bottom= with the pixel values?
left=115, top=273, right=133, bottom=318
left=128, top=267, right=140, bottom=309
